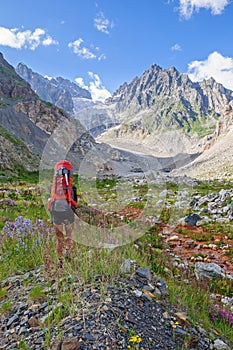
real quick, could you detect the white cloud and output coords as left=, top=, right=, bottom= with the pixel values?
left=187, top=51, right=233, bottom=91
left=94, top=11, right=114, bottom=34
left=75, top=77, right=89, bottom=90
left=44, top=75, right=53, bottom=81
left=68, top=38, right=96, bottom=59
left=42, top=36, right=58, bottom=46
left=75, top=72, right=111, bottom=102
left=68, top=38, right=106, bottom=61
left=0, top=26, right=58, bottom=50
left=178, top=0, right=229, bottom=19
left=171, top=43, right=182, bottom=51
left=98, top=53, right=107, bottom=61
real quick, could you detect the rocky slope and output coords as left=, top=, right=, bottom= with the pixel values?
left=173, top=102, right=233, bottom=179
left=1, top=263, right=231, bottom=350
left=0, top=125, right=39, bottom=173
left=0, top=53, right=95, bottom=174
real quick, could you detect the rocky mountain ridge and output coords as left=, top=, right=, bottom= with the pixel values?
left=0, top=54, right=35, bottom=101
left=99, top=64, right=233, bottom=157
left=2, top=52, right=233, bottom=179
left=107, top=65, right=232, bottom=116
left=0, top=53, right=95, bottom=174
left=16, top=63, right=91, bottom=114
left=1, top=53, right=181, bottom=177
left=15, top=61, right=233, bottom=163
left=15, top=63, right=118, bottom=138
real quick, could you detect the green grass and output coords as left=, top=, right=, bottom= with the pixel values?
left=0, top=301, right=12, bottom=313
left=0, top=235, right=45, bottom=280
left=15, top=168, right=39, bottom=182
left=96, top=176, right=117, bottom=190
left=0, top=66, right=19, bottom=77
left=169, top=279, right=233, bottom=341
left=0, top=288, right=7, bottom=300
left=0, top=178, right=233, bottom=347
left=168, top=278, right=214, bottom=331
left=41, top=100, right=54, bottom=108
left=176, top=227, right=215, bottom=242
left=0, top=125, right=26, bottom=147
left=0, top=168, right=39, bottom=184
left=17, top=340, right=32, bottom=350
left=202, top=222, right=233, bottom=240
left=29, top=285, right=47, bottom=302
left=0, top=185, right=47, bottom=231
left=193, top=179, right=233, bottom=196
left=150, top=250, right=233, bottom=341
left=0, top=101, right=8, bottom=108
left=190, top=118, right=216, bottom=138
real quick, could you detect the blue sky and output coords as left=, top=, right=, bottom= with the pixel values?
left=1, top=0, right=233, bottom=101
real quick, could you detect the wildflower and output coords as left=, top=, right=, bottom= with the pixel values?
left=1, top=216, right=49, bottom=251
left=170, top=320, right=179, bottom=328
left=129, top=335, right=142, bottom=343
left=209, top=304, right=233, bottom=326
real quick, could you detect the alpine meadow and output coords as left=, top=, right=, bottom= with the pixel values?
left=1, top=1, right=233, bottom=349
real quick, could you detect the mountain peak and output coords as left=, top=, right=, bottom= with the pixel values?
left=0, top=52, right=17, bottom=72
left=0, top=53, right=36, bottom=100
left=16, top=63, right=92, bottom=113
left=150, top=63, right=162, bottom=70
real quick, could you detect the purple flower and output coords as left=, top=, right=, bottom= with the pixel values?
left=210, top=304, right=233, bottom=326
left=1, top=216, right=50, bottom=250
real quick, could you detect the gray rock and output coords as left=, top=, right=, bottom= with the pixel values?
left=143, top=284, right=155, bottom=292
left=213, top=338, right=230, bottom=349
left=159, top=190, right=169, bottom=198
left=195, top=262, right=227, bottom=280
left=132, top=289, right=143, bottom=297
left=136, top=267, right=152, bottom=280
left=83, top=332, right=96, bottom=341
left=184, top=213, right=201, bottom=226
left=7, top=314, right=19, bottom=328
left=120, top=259, right=132, bottom=273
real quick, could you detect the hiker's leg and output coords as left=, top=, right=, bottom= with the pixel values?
left=54, top=224, right=64, bottom=257
left=64, top=222, right=73, bottom=255
left=64, top=210, right=75, bottom=256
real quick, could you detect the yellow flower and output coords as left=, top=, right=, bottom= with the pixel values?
left=170, top=320, right=180, bottom=328
left=129, top=335, right=142, bottom=343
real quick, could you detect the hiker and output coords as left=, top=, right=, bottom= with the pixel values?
left=48, top=160, right=78, bottom=264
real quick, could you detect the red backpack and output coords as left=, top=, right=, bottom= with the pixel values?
left=48, top=160, right=77, bottom=212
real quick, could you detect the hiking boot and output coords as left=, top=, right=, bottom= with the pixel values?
left=58, top=258, right=63, bottom=269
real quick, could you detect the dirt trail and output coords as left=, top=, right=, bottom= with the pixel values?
left=158, top=223, right=233, bottom=276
